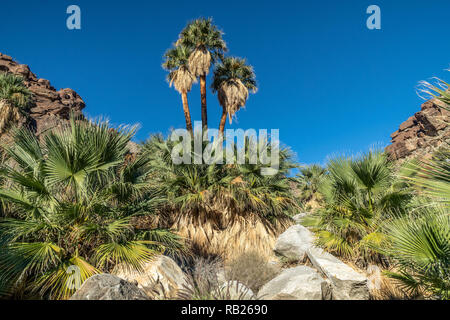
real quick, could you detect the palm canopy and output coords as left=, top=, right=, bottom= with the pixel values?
left=0, top=118, right=182, bottom=299
left=212, top=57, right=257, bottom=124
left=177, top=17, right=227, bottom=77
left=162, top=45, right=197, bottom=94
left=142, top=135, right=298, bottom=260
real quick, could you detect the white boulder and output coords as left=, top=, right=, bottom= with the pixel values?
left=258, top=266, right=329, bottom=300
left=274, top=225, right=315, bottom=260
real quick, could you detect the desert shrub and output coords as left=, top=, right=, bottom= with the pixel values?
left=225, top=250, right=280, bottom=293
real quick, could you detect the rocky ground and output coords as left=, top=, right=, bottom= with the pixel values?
left=70, top=214, right=372, bottom=300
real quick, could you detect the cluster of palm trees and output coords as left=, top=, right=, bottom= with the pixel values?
left=162, top=18, right=257, bottom=135
left=299, top=147, right=449, bottom=299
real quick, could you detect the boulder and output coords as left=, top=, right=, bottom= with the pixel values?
left=113, top=255, right=187, bottom=299
left=70, top=274, right=149, bottom=300
left=274, top=225, right=314, bottom=261
left=258, top=266, right=328, bottom=300
left=219, top=281, right=255, bottom=300
left=307, top=247, right=369, bottom=300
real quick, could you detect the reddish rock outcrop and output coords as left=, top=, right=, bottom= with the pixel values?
left=0, top=52, right=85, bottom=137
left=386, top=99, right=449, bottom=160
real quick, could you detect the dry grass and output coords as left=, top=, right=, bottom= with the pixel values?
left=160, top=210, right=291, bottom=262
left=177, top=257, right=256, bottom=300
left=225, top=250, right=281, bottom=293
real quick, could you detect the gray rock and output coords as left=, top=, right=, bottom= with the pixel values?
left=258, top=266, right=327, bottom=300
left=274, top=225, right=315, bottom=260
left=70, top=274, right=149, bottom=300
left=113, top=255, right=187, bottom=299
left=307, top=247, right=369, bottom=300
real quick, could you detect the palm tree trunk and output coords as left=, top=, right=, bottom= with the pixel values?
left=181, top=91, right=193, bottom=135
left=200, top=74, right=208, bottom=130
left=219, top=107, right=227, bottom=136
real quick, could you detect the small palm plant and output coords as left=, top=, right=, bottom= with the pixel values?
left=0, top=118, right=182, bottom=299
left=211, top=57, right=257, bottom=135
left=382, top=149, right=450, bottom=299
left=177, top=17, right=227, bottom=130
left=400, top=149, right=450, bottom=208
left=142, top=135, right=298, bottom=260
left=303, top=149, right=412, bottom=265
left=418, top=70, right=450, bottom=111
left=0, top=73, right=33, bottom=134
left=381, top=204, right=450, bottom=299
left=162, top=45, right=197, bottom=134
left=295, top=164, right=326, bottom=208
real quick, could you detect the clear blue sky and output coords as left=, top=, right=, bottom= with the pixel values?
left=1, top=0, right=449, bottom=165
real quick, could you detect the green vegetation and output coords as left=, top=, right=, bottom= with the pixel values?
left=0, top=73, right=33, bottom=134
left=295, top=164, right=326, bottom=208
left=0, top=18, right=448, bottom=301
left=143, top=136, right=299, bottom=260
left=302, top=150, right=412, bottom=266
left=0, top=118, right=182, bottom=299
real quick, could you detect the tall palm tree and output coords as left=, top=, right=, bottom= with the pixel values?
left=211, top=57, right=257, bottom=135
left=177, top=18, right=227, bottom=131
left=0, top=73, right=33, bottom=134
left=162, top=45, right=197, bottom=134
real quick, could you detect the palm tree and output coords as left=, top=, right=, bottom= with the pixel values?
left=142, top=135, right=298, bottom=260
left=177, top=18, right=227, bottom=131
left=0, top=117, right=182, bottom=299
left=295, top=164, right=326, bottom=207
left=162, top=45, right=197, bottom=134
left=303, top=150, right=412, bottom=266
left=0, top=73, right=33, bottom=134
left=382, top=204, right=450, bottom=299
left=400, top=149, right=450, bottom=208
left=211, top=57, right=257, bottom=135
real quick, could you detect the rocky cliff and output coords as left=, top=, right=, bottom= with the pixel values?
left=386, top=98, right=449, bottom=160
left=0, top=52, right=85, bottom=137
